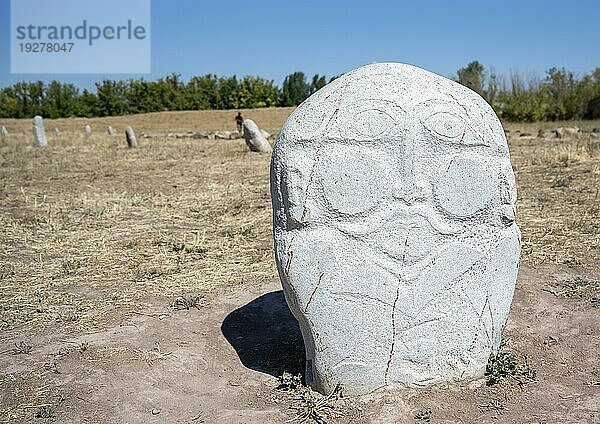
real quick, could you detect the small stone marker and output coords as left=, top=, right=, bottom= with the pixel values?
left=554, top=126, right=580, bottom=139
left=125, top=125, right=138, bottom=148
left=32, top=115, right=48, bottom=147
left=214, top=130, right=234, bottom=140
left=107, top=126, right=115, bottom=135
left=54, top=127, right=61, bottom=136
left=84, top=125, right=92, bottom=135
left=260, top=128, right=271, bottom=139
left=270, top=63, right=521, bottom=395
left=242, top=119, right=272, bottom=152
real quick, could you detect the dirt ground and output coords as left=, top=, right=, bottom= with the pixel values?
left=0, top=110, right=599, bottom=423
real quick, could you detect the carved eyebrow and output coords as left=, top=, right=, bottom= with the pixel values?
left=416, top=99, right=468, bottom=116
left=416, top=100, right=489, bottom=146
left=337, top=99, right=407, bottom=139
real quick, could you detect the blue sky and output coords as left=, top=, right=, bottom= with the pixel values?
left=0, top=0, right=599, bottom=90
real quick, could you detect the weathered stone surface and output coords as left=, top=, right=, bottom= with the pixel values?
left=260, top=128, right=271, bottom=139
left=270, top=63, right=521, bottom=395
left=191, top=131, right=210, bottom=139
left=125, top=126, right=138, bottom=148
left=215, top=130, right=235, bottom=140
left=32, top=115, right=47, bottom=147
left=84, top=125, right=92, bottom=135
left=107, top=126, right=115, bottom=135
left=243, top=119, right=272, bottom=152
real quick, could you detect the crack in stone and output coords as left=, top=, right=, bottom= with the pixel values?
left=300, top=150, right=321, bottom=223
left=300, top=107, right=340, bottom=223
left=306, top=272, right=324, bottom=311
left=478, top=294, right=492, bottom=345
left=332, top=292, right=397, bottom=309
left=466, top=291, right=492, bottom=354
left=397, top=315, right=443, bottom=333
left=459, top=127, right=466, bottom=144
left=466, top=295, right=491, bottom=368
left=413, top=258, right=482, bottom=319
left=401, top=232, right=410, bottom=263
left=487, top=293, right=495, bottom=343
left=447, top=92, right=488, bottom=145
left=282, top=235, right=303, bottom=308
left=480, top=109, right=495, bottom=135
left=385, top=284, right=401, bottom=384
left=332, top=353, right=354, bottom=369
left=447, top=92, right=469, bottom=115
left=284, top=237, right=295, bottom=279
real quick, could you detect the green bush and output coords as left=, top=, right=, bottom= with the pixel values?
left=455, top=62, right=600, bottom=122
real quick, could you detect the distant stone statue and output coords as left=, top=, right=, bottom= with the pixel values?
left=260, top=128, right=271, bottom=139
left=32, top=115, right=48, bottom=147
left=271, top=63, right=520, bottom=395
left=235, top=112, right=244, bottom=133
left=107, top=126, right=115, bottom=135
left=554, top=126, right=580, bottom=139
left=125, top=125, right=138, bottom=148
left=242, top=119, right=272, bottom=153
left=84, top=125, right=92, bottom=135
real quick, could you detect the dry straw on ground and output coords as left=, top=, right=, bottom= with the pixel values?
left=0, top=121, right=275, bottom=333
left=510, top=132, right=600, bottom=264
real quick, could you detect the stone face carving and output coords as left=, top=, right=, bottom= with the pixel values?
left=243, top=119, right=272, bottom=152
left=125, top=126, right=138, bottom=148
left=32, top=115, right=47, bottom=147
left=270, top=63, right=521, bottom=395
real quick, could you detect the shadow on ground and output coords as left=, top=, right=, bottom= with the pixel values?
left=221, top=290, right=306, bottom=378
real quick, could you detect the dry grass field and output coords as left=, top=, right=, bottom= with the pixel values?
left=0, top=109, right=598, bottom=423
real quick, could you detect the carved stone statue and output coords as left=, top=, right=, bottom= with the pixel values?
left=270, top=63, right=520, bottom=395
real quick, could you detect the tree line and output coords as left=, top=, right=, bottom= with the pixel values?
left=455, top=61, right=600, bottom=122
left=1, top=64, right=599, bottom=121
left=0, top=72, right=331, bottom=119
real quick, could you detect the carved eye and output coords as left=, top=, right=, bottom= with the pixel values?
left=350, top=108, right=395, bottom=139
left=339, top=100, right=405, bottom=141
left=423, top=112, right=466, bottom=140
